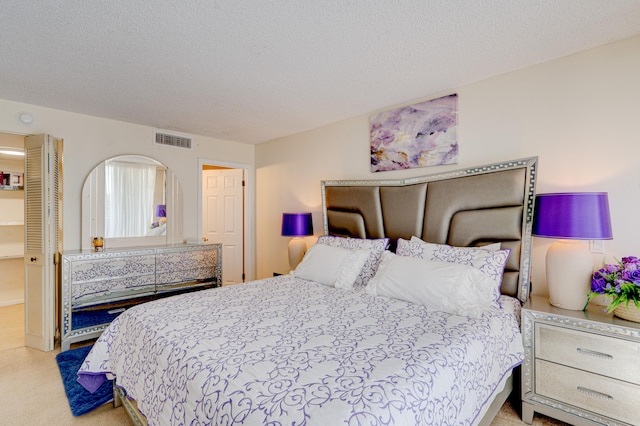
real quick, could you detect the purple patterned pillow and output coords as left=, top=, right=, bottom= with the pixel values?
left=396, top=238, right=510, bottom=290
left=316, top=236, right=390, bottom=288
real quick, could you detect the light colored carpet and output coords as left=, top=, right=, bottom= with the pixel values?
left=0, top=304, right=568, bottom=425
left=0, top=303, right=24, bottom=352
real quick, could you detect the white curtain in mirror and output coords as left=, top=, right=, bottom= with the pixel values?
left=105, top=162, right=156, bottom=238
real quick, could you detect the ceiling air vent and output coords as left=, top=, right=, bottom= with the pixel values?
left=154, top=131, right=192, bottom=150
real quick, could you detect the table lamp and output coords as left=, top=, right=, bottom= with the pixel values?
left=281, top=212, right=313, bottom=269
left=533, top=192, right=612, bottom=310
left=155, top=204, right=166, bottom=218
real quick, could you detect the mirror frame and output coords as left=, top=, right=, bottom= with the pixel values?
left=81, top=155, right=183, bottom=250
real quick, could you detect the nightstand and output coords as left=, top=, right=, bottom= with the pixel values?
left=521, top=295, right=640, bottom=425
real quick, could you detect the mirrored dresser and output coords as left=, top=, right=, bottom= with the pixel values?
left=521, top=295, right=640, bottom=426
left=60, top=243, right=221, bottom=351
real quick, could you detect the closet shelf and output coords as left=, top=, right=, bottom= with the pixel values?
left=0, top=221, right=24, bottom=226
left=0, top=185, right=24, bottom=191
left=0, top=255, right=24, bottom=260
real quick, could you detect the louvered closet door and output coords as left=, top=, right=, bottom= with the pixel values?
left=24, top=134, right=63, bottom=351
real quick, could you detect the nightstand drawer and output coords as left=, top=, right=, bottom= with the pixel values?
left=536, top=359, right=640, bottom=425
left=535, top=323, right=640, bottom=385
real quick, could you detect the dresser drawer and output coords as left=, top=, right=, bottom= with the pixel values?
left=156, top=248, right=216, bottom=286
left=536, top=359, right=640, bottom=425
left=70, top=254, right=156, bottom=283
left=71, top=274, right=156, bottom=307
left=535, top=323, right=640, bottom=385
left=156, top=248, right=215, bottom=271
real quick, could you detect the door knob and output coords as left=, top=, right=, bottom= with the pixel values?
left=30, top=257, right=37, bottom=262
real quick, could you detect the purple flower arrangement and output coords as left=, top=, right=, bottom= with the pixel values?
left=586, top=256, right=640, bottom=312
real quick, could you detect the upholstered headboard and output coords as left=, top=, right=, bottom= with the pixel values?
left=321, top=157, right=537, bottom=302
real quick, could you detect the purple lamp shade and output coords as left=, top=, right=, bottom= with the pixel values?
left=281, top=213, right=313, bottom=237
left=155, top=204, right=167, bottom=218
left=533, top=192, right=612, bottom=240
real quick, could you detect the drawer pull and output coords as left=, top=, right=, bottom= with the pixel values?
left=577, top=386, right=613, bottom=400
left=576, top=347, right=613, bottom=360
left=107, top=308, right=126, bottom=315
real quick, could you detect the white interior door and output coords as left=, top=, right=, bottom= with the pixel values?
left=202, top=168, right=244, bottom=285
left=24, top=134, right=62, bottom=351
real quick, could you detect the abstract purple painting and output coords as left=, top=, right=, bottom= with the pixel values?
left=370, top=94, right=458, bottom=172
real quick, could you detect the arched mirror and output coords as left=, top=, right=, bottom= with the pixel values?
left=82, top=155, right=183, bottom=250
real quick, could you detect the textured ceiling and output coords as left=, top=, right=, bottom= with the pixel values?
left=1, top=1, right=640, bottom=144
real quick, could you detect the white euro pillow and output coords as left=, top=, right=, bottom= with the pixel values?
left=292, top=243, right=370, bottom=290
left=366, top=251, right=500, bottom=317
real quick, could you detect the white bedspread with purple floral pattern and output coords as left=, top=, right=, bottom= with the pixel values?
left=78, top=274, right=523, bottom=425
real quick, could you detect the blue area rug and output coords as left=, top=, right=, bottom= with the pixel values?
left=55, top=345, right=113, bottom=416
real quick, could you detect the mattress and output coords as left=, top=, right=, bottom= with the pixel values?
left=78, top=274, right=523, bottom=425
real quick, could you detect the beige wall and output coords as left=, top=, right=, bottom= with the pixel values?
left=256, top=34, right=640, bottom=296
left=0, top=99, right=255, bottom=255
left=1, top=34, right=638, bottom=297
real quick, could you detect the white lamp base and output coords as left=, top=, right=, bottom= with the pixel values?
left=546, top=240, right=593, bottom=310
left=288, top=237, right=307, bottom=270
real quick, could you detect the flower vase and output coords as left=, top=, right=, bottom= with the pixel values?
left=613, top=304, right=640, bottom=323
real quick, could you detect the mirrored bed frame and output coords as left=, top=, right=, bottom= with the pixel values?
left=112, top=156, right=538, bottom=425
left=320, top=156, right=538, bottom=425
left=322, top=156, right=537, bottom=303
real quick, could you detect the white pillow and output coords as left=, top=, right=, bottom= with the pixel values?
left=398, top=237, right=510, bottom=289
left=292, top=243, right=370, bottom=289
left=316, top=236, right=389, bottom=288
left=366, top=251, right=500, bottom=317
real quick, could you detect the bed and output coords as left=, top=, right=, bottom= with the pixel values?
left=78, top=156, right=538, bottom=425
